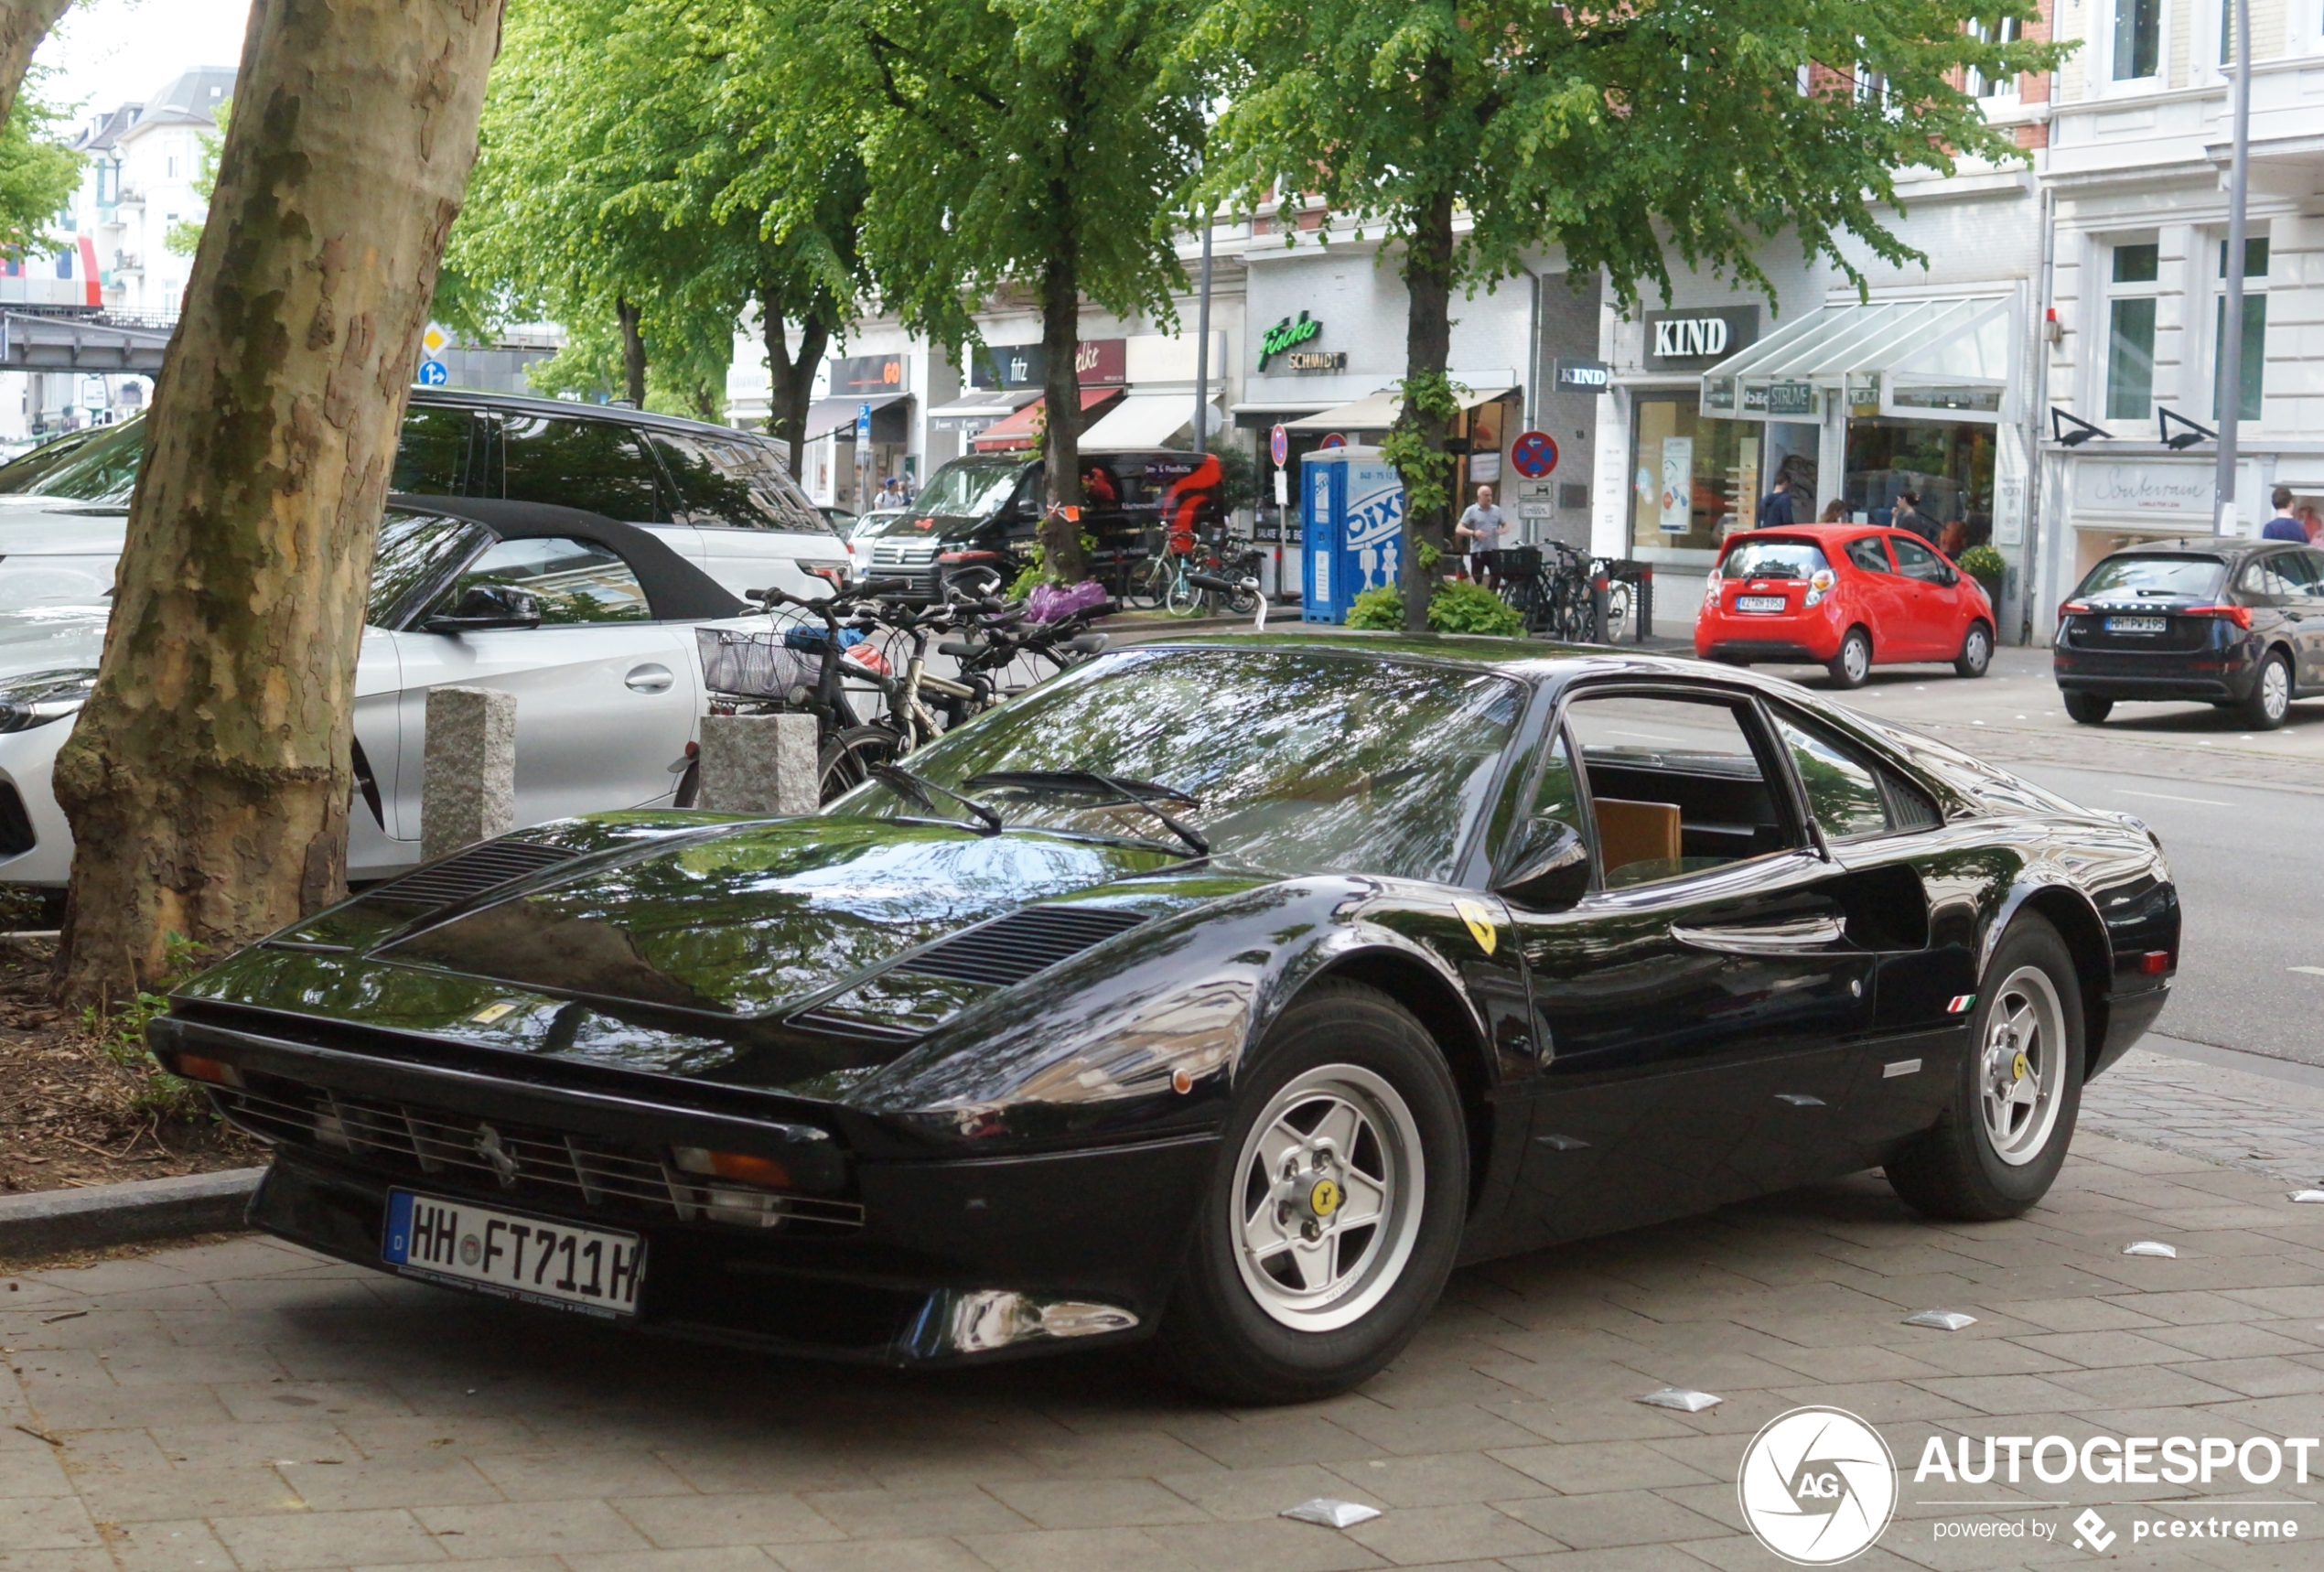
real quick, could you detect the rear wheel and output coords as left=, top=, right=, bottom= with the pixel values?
left=1158, top=983, right=1466, bottom=1404
left=2062, top=692, right=2112, bottom=725
left=2242, top=650, right=2293, bottom=730
left=1954, top=620, right=1994, bottom=679
left=1886, top=914, right=2083, bottom=1221
left=818, top=725, right=898, bottom=802
left=1124, top=557, right=1168, bottom=612
left=1826, top=627, right=1873, bottom=689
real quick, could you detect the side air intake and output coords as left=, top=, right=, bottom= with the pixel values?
left=369, top=840, right=577, bottom=910
left=896, top=906, right=1150, bottom=988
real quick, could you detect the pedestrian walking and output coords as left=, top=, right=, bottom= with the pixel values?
left=1892, top=491, right=1938, bottom=544
left=1819, top=499, right=1847, bottom=523
left=1455, top=484, right=1506, bottom=584
left=2262, top=485, right=2307, bottom=542
left=1939, top=517, right=1969, bottom=558
left=877, top=476, right=907, bottom=509
left=2297, top=501, right=2321, bottom=543
left=1757, top=472, right=1796, bottom=530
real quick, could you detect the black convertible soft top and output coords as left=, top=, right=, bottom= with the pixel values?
left=385, top=494, right=746, bottom=622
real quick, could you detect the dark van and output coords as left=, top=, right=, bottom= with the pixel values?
left=855, top=449, right=1225, bottom=600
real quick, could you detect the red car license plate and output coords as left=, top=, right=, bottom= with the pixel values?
left=1736, top=595, right=1786, bottom=613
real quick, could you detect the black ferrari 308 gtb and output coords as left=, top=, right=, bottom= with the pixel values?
left=154, top=635, right=2178, bottom=1402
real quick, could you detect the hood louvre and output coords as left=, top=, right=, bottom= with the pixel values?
left=371, top=840, right=578, bottom=910
left=896, top=906, right=1149, bottom=988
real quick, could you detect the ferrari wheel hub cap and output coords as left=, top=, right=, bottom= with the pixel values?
left=1976, top=964, right=2069, bottom=1168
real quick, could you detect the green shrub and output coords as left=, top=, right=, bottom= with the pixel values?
left=1346, top=585, right=1404, bottom=630
left=1957, top=543, right=2006, bottom=593
left=1341, top=579, right=1525, bottom=637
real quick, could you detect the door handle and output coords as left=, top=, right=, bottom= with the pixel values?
left=625, top=663, right=674, bottom=694
left=1669, top=915, right=1847, bottom=955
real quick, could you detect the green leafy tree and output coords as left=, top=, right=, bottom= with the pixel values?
left=163, top=94, right=227, bottom=257
left=762, top=0, right=1207, bottom=580
left=0, top=71, right=80, bottom=264
left=1192, top=0, right=2059, bottom=629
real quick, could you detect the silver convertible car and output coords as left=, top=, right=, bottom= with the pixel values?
left=0, top=499, right=755, bottom=896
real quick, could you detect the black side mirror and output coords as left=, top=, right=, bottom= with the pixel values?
left=1492, top=815, right=1591, bottom=912
left=421, top=584, right=542, bottom=634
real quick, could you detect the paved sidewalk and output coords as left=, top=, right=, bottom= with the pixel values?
left=6, top=1079, right=2324, bottom=1572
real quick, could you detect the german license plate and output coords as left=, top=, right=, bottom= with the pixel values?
left=2105, top=615, right=2168, bottom=634
left=1737, top=595, right=1786, bottom=613
left=382, top=1190, right=644, bottom=1319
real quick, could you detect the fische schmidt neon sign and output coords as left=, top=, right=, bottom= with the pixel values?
left=1259, top=311, right=1322, bottom=370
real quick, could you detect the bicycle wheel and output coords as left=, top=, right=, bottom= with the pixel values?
left=818, top=725, right=898, bottom=803
left=1166, top=568, right=1201, bottom=618
left=1125, top=556, right=1168, bottom=611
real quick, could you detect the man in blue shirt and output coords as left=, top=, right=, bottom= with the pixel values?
left=2262, top=485, right=2307, bottom=541
left=1758, top=472, right=1795, bottom=530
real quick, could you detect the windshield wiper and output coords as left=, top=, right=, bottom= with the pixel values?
left=869, top=761, right=1003, bottom=835
left=966, top=770, right=1210, bottom=856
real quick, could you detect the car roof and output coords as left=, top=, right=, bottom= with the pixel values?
left=1165, top=630, right=1791, bottom=685
left=384, top=495, right=746, bottom=621
left=406, top=385, right=776, bottom=443
left=2089, top=536, right=2275, bottom=560
left=1725, top=523, right=1906, bottom=546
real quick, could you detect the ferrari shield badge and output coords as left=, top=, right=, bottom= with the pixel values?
left=1454, top=899, right=1499, bottom=956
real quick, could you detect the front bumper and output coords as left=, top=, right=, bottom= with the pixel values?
left=0, top=714, right=77, bottom=887
left=156, top=1014, right=1212, bottom=1365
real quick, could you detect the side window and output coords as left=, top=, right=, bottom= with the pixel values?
left=498, top=416, right=664, bottom=521
left=650, top=431, right=834, bottom=535
left=368, top=511, right=490, bottom=629
left=2293, top=550, right=2324, bottom=593
left=1564, top=693, right=1794, bottom=888
left=2241, top=555, right=2303, bottom=598
left=436, top=535, right=651, bottom=624
left=392, top=404, right=475, bottom=496
left=1890, top=537, right=1947, bottom=583
left=1774, top=713, right=1890, bottom=841
left=1845, top=537, right=1892, bottom=575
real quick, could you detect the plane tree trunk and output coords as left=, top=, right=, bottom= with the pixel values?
left=1037, top=243, right=1089, bottom=584
left=1393, top=186, right=1456, bottom=634
left=0, top=0, right=71, bottom=132
left=51, top=0, right=506, bottom=1007
left=760, top=287, right=829, bottom=477
left=616, top=295, right=647, bottom=404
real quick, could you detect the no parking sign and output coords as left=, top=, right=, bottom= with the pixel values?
left=1511, top=430, right=1559, bottom=479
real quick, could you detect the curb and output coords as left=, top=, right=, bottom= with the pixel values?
left=0, top=1166, right=265, bottom=1259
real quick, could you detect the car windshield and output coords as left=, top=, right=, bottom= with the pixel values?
left=832, top=647, right=1525, bottom=882
left=897, top=458, right=1024, bottom=521
left=1721, top=539, right=1830, bottom=580
left=2076, top=555, right=2226, bottom=600
left=15, top=417, right=145, bottom=502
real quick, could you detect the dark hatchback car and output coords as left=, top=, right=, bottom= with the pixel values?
left=855, top=450, right=1224, bottom=599
left=2054, top=539, right=2324, bottom=728
left=153, top=638, right=2177, bottom=1402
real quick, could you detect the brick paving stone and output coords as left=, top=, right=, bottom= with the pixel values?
left=16, top=1042, right=2324, bottom=1571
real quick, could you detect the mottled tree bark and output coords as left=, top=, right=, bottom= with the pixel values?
left=52, top=0, right=506, bottom=1006
left=615, top=295, right=646, bottom=405
left=1037, top=240, right=1089, bottom=584
left=0, top=0, right=71, bottom=134
left=1394, top=187, right=1456, bottom=634
left=760, top=286, right=828, bottom=477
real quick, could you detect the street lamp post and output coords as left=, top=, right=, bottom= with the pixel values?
left=2215, top=0, right=2253, bottom=537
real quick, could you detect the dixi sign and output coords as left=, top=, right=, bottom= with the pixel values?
left=1259, top=310, right=1322, bottom=370
left=1641, top=306, right=1759, bottom=371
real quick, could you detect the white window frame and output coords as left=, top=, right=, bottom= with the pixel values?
left=1968, top=16, right=2022, bottom=102
left=2203, top=227, right=2270, bottom=425
left=2103, top=0, right=2170, bottom=91
left=2101, top=236, right=2166, bottom=424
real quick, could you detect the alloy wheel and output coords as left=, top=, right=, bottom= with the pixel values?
left=1232, top=1064, right=1425, bottom=1332
left=1978, top=965, right=2069, bottom=1166
left=2261, top=659, right=2291, bottom=725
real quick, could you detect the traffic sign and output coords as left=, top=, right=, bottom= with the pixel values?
left=1318, top=433, right=1346, bottom=450
left=1270, top=423, right=1289, bottom=467
left=855, top=402, right=873, bottom=441
left=1511, top=430, right=1559, bottom=479
left=416, top=359, right=449, bottom=386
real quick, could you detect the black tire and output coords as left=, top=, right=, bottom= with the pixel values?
left=1124, top=558, right=1167, bottom=612
left=1158, top=982, right=1468, bottom=1404
left=2241, top=650, right=2293, bottom=730
left=1953, top=619, right=1994, bottom=679
left=672, top=759, right=700, bottom=808
left=1826, top=626, right=1873, bottom=689
left=818, top=725, right=898, bottom=802
left=2062, top=692, right=2112, bottom=725
left=1886, top=914, right=2085, bottom=1222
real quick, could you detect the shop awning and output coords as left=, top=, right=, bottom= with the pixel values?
left=1079, top=393, right=1223, bottom=452
left=1230, top=401, right=1329, bottom=430
left=802, top=392, right=910, bottom=443
left=927, top=388, right=1039, bottom=432
left=971, top=388, right=1123, bottom=452
left=1285, top=385, right=1515, bottom=433
left=1701, top=295, right=2012, bottom=421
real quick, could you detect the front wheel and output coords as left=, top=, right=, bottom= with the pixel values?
left=2242, top=650, right=2293, bottom=730
left=1826, top=627, right=1873, bottom=689
left=817, top=725, right=898, bottom=802
left=1124, top=558, right=1168, bottom=612
left=1886, top=914, right=2084, bottom=1222
left=1954, top=620, right=1994, bottom=679
left=1165, top=570, right=1201, bottom=618
left=1158, top=983, right=1467, bottom=1404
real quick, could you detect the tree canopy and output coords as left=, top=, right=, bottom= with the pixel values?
left=0, top=71, right=81, bottom=264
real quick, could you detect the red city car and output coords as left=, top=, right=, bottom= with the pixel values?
left=1695, top=524, right=1996, bottom=688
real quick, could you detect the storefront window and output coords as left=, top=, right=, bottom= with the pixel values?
left=1629, top=397, right=1757, bottom=553
left=1844, top=420, right=1995, bottom=543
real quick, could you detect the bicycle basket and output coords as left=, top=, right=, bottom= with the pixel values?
left=696, top=627, right=822, bottom=700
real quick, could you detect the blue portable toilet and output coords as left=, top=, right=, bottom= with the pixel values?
left=1301, top=446, right=1404, bottom=623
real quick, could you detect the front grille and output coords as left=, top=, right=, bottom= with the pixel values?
left=898, top=906, right=1150, bottom=987
left=370, top=840, right=578, bottom=910
left=869, top=542, right=941, bottom=565
left=0, top=782, right=32, bottom=858
left=786, top=1008, right=922, bottom=1043
left=2062, top=614, right=2211, bottom=652
left=215, top=1077, right=862, bottom=1233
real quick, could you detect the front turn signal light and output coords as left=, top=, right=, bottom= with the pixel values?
left=173, top=1053, right=243, bottom=1088
left=672, top=1147, right=792, bottom=1189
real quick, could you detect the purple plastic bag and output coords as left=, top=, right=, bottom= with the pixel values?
left=1027, top=579, right=1109, bottom=623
